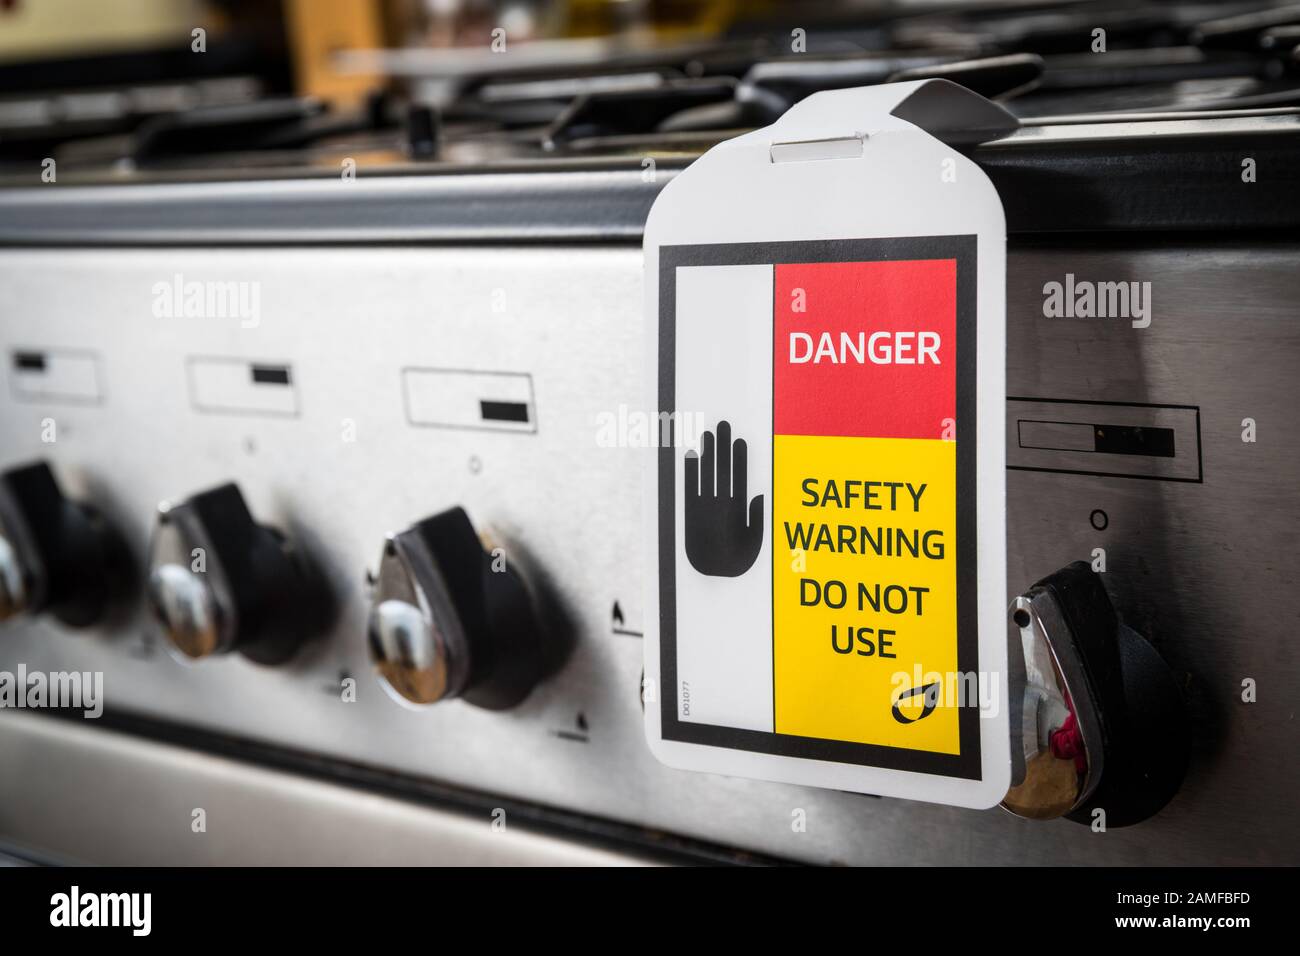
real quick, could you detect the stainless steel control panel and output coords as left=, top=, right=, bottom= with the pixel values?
left=1, top=241, right=1297, bottom=864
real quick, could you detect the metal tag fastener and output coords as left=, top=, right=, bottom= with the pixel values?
left=769, top=136, right=866, bottom=163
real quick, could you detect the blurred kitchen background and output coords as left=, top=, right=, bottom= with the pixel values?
left=3, top=0, right=1300, bottom=177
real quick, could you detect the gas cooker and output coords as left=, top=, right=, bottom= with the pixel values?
left=0, top=1, right=1297, bottom=866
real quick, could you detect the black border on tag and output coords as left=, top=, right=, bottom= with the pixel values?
left=657, top=236, right=981, bottom=779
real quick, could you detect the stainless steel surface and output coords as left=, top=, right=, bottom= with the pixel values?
left=0, top=164, right=681, bottom=244
left=0, top=710, right=653, bottom=866
left=0, top=113, right=1295, bottom=244
left=0, top=241, right=1296, bottom=864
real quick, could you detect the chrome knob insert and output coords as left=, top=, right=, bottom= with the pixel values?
left=148, top=562, right=224, bottom=661
left=146, top=483, right=330, bottom=666
left=368, top=520, right=473, bottom=707
left=370, top=598, right=448, bottom=705
left=1002, top=591, right=1103, bottom=820
left=0, top=532, right=28, bottom=621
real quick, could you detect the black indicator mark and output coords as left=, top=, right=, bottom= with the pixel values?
left=479, top=400, right=529, bottom=423
left=552, top=713, right=590, bottom=743
left=128, top=630, right=158, bottom=660
left=13, top=352, right=46, bottom=372
left=611, top=600, right=643, bottom=637
left=1093, top=424, right=1175, bottom=457
left=325, top=669, right=353, bottom=697
left=250, top=364, right=292, bottom=386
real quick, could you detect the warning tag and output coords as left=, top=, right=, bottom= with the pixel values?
left=643, top=81, right=1013, bottom=808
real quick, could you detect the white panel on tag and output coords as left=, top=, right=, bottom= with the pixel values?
left=643, top=80, right=1014, bottom=808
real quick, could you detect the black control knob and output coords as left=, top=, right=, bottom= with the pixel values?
left=146, top=483, right=329, bottom=665
left=0, top=461, right=131, bottom=628
left=368, top=507, right=546, bottom=710
left=1002, top=562, right=1188, bottom=827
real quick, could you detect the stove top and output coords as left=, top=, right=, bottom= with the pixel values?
left=4, top=0, right=1300, bottom=186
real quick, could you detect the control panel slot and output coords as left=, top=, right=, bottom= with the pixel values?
left=402, top=367, right=536, bottom=433
left=187, top=357, right=299, bottom=418
left=1006, top=398, right=1200, bottom=482
left=9, top=348, right=102, bottom=405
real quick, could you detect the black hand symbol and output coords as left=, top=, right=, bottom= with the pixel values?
left=685, top=420, right=764, bottom=577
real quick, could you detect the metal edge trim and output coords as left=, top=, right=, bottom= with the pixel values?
left=20, top=706, right=793, bottom=867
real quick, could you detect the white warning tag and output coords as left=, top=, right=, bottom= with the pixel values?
left=643, top=80, right=1012, bottom=808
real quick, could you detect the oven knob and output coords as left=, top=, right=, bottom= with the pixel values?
left=368, top=507, right=546, bottom=710
left=1002, top=562, right=1188, bottom=827
left=146, top=483, right=329, bottom=665
left=0, top=461, right=131, bottom=628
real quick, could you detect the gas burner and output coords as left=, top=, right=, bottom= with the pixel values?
left=3, top=1, right=1300, bottom=179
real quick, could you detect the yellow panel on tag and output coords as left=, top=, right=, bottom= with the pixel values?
left=772, top=434, right=959, bottom=753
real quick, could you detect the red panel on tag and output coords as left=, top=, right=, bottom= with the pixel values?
left=774, top=259, right=956, bottom=440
